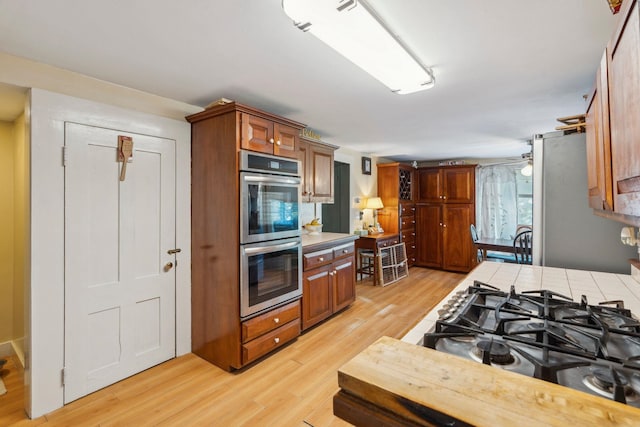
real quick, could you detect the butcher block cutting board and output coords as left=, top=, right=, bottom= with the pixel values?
left=334, top=336, right=640, bottom=427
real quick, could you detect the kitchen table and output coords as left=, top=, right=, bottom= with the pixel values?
left=473, top=237, right=515, bottom=261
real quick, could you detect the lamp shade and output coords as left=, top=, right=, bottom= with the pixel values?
left=365, top=197, right=384, bottom=209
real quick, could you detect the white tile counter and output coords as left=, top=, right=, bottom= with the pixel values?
left=401, top=261, right=640, bottom=345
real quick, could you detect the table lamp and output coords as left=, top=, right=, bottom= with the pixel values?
left=365, top=197, right=384, bottom=226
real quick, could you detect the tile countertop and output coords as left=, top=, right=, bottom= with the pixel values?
left=401, top=261, right=640, bottom=345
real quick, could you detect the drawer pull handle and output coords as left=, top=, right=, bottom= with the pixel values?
left=343, top=249, right=348, bottom=253
left=319, top=257, right=324, bottom=262
left=274, top=337, right=280, bottom=344
left=274, top=317, right=280, bottom=324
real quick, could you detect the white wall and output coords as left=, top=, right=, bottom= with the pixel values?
left=26, top=89, right=191, bottom=417
left=334, top=146, right=382, bottom=232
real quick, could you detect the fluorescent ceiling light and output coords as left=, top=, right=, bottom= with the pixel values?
left=282, top=0, right=435, bottom=94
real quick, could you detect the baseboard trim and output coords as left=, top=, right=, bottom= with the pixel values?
left=0, top=339, right=26, bottom=368
left=0, top=341, right=13, bottom=358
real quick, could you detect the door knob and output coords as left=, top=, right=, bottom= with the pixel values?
left=164, top=262, right=174, bottom=272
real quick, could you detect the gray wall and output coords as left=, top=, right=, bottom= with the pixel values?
left=541, top=132, right=637, bottom=274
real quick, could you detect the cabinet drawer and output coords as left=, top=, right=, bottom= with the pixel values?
left=401, top=230, right=416, bottom=242
left=400, top=204, right=416, bottom=216
left=242, top=300, right=300, bottom=342
left=377, top=237, right=399, bottom=249
left=242, top=320, right=300, bottom=364
left=400, top=217, right=416, bottom=230
left=333, top=243, right=355, bottom=259
left=303, top=248, right=334, bottom=269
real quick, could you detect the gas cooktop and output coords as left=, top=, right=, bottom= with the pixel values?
left=424, top=281, right=640, bottom=407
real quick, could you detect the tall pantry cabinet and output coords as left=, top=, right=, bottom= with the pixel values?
left=377, top=163, right=416, bottom=266
left=415, top=165, right=476, bottom=273
left=186, top=102, right=305, bottom=371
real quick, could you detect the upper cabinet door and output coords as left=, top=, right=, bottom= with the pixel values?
left=608, top=0, right=640, bottom=216
left=417, top=168, right=442, bottom=202
left=241, top=113, right=273, bottom=155
left=442, top=167, right=474, bottom=204
left=273, top=123, right=299, bottom=159
left=585, top=52, right=613, bottom=211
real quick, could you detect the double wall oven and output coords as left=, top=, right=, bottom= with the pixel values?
left=239, top=150, right=302, bottom=319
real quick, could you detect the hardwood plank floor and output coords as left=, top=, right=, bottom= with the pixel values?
left=0, top=267, right=464, bottom=426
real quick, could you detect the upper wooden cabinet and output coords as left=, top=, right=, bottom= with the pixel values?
left=299, top=136, right=337, bottom=203
left=585, top=52, right=613, bottom=211
left=240, top=112, right=300, bottom=159
left=417, top=166, right=475, bottom=204
left=607, top=0, right=640, bottom=217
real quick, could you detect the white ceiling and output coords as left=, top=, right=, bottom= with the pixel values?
left=0, top=0, right=618, bottom=161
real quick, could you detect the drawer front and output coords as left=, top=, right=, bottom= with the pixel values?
left=400, top=216, right=416, bottom=231
left=377, top=236, right=399, bottom=249
left=242, top=320, right=300, bottom=365
left=303, top=248, right=334, bottom=269
left=333, top=243, right=355, bottom=259
left=242, top=300, right=300, bottom=342
left=400, top=204, right=416, bottom=216
left=401, top=229, right=416, bottom=242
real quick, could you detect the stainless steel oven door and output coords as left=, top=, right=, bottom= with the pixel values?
left=240, top=237, right=302, bottom=319
left=240, top=172, right=301, bottom=244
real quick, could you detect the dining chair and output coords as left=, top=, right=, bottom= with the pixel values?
left=513, top=229, right=533, bottom=264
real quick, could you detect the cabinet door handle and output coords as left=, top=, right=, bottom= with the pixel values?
left=274, top=317, right=280, bottom=324
left=439, top=222, right=443, bottom=227
left=274, top=337, right=280, bottom=344
left=443, top=224, right=447, bottom=228
left=276, top=139, right=281, bottom=146
left=269, top=138, right=275, bottom=144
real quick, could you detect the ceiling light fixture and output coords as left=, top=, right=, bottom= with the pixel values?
left=282, top=0, right=435, bottom=94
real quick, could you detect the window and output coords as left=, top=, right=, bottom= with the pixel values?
left=516, top=174, right=533, bottom=227
left=476, top=162, right=532, bottom=240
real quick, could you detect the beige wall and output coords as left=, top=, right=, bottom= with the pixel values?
left=0, top=114, right=26, bottom=351
left=0, top=120, right=15, bottom=343
left=13, top=114, right=26, bottom=348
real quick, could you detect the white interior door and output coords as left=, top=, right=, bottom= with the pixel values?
left=64, top=122, right=176, bottom=403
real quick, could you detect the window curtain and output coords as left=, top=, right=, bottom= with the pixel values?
left=476, top=163, right=526, bottom=240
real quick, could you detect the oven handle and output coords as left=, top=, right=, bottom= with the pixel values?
left=243, top=174, right=301, bottom=185
left=243, top=240, right=300, bottom=255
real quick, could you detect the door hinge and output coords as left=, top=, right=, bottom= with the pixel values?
left=61, top=367, right=66, bottom=386
left=62, top=146, right=68, bottom=167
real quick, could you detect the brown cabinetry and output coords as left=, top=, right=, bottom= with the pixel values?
left=585, top=52, right=613, bottom=211
left=240, top=112, right=299, bottom=159
left=241, top=301, right=301, bottom=365
left=607, top=0, right=640, bottom=217
left=187, top=102, right=305, bottom=371
left=585, top=0, right=640, bottom=219
left=415, top=165, right=475, bottom=273
left=299, top=135, right=337, bottom=203
left=302, top=241, right=356, bottom=330
left=377, top=163, right=416, bottom=266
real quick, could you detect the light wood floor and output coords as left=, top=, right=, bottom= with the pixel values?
left=0, top=267, right=464, bottom=427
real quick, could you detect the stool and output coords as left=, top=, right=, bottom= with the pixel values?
left=357, top=250, right=375, bottom=281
